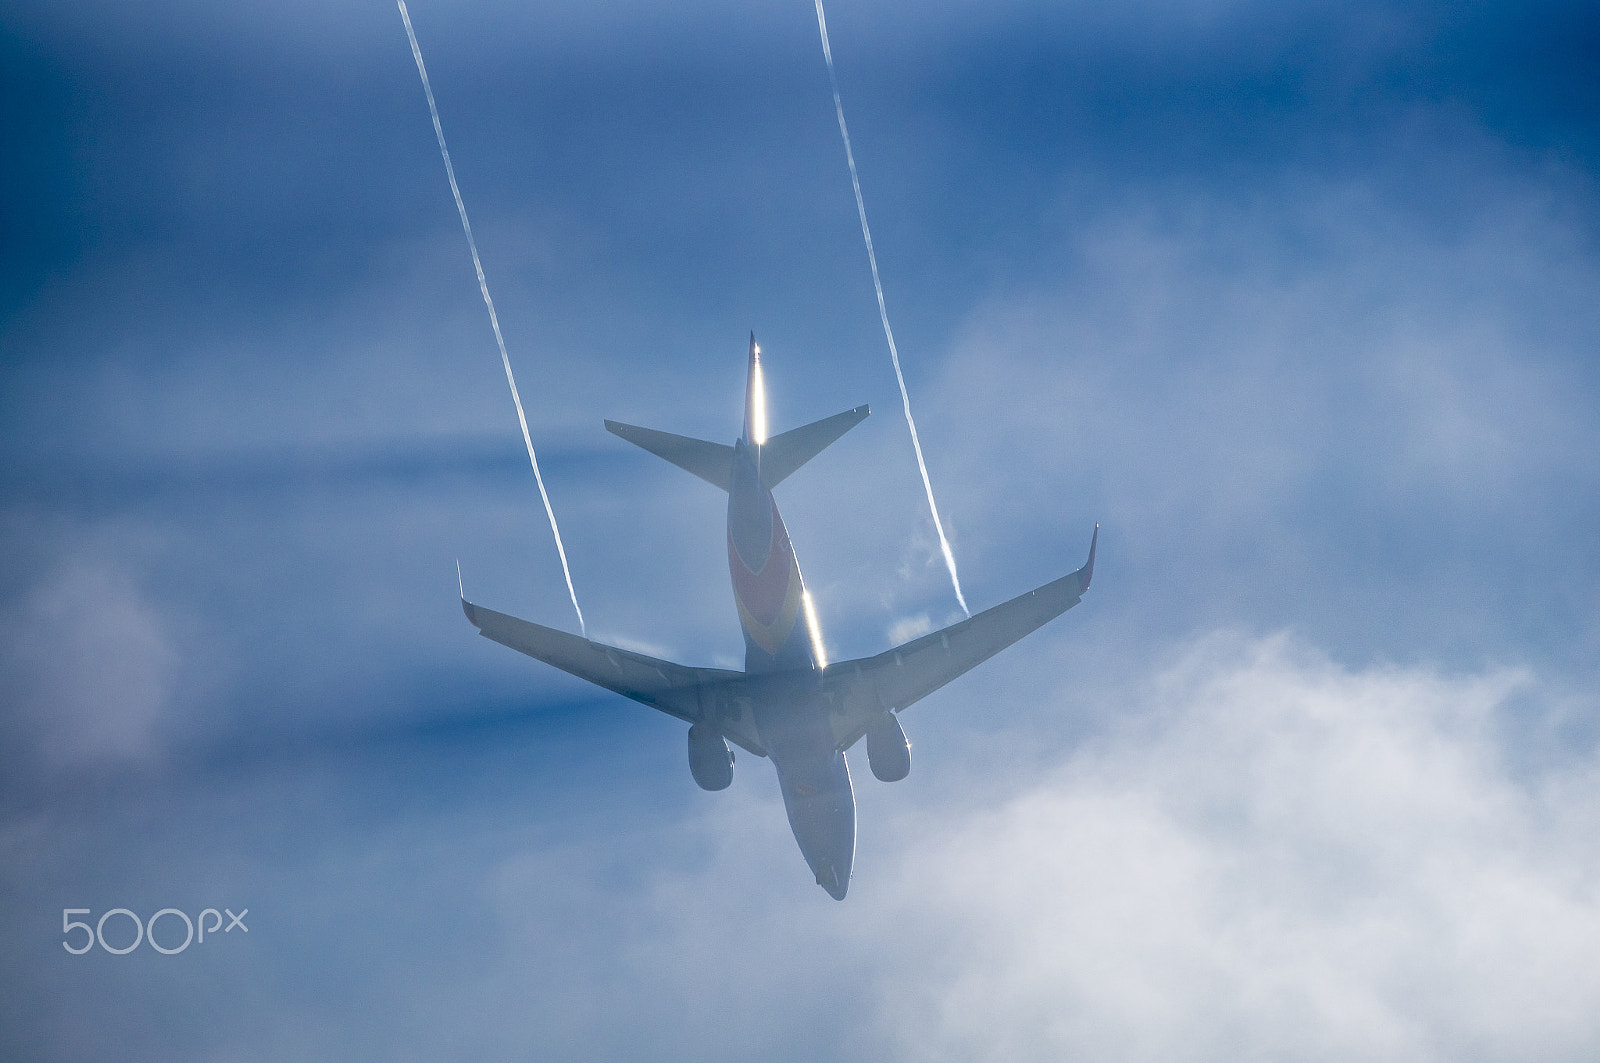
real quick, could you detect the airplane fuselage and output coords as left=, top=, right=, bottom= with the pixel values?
left=726, top=432, right=856, bottom=899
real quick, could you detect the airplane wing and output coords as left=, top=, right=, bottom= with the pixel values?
left=461, top=599, right=768, bottom=755
left=820, top=526, right=1097, bottom=751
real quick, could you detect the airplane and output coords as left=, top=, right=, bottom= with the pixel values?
left=461, top=334, right=1096, bottom=899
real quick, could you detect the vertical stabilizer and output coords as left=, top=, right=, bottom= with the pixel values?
left=744, top=333, right=768, bottom=447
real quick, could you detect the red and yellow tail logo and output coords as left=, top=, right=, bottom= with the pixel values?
left=729, top=497, right=804, bottom=655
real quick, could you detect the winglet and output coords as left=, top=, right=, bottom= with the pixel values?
left=457, top=559, right=478, bottom=626
left=1079, top=524, right=1098, bottom=592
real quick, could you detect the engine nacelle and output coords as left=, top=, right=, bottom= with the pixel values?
left=687, top=723, right=734, bottom=791
left=866, top=712, right=911, bottom=783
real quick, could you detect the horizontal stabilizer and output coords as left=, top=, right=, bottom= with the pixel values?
left=605, top=420, right=734, bottom=491
left=759, top=405, right=870, bottom=488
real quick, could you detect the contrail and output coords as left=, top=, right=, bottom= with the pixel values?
left=398, top=0, right=586, bottom=636
left=813, top=0, right=970, bottom=617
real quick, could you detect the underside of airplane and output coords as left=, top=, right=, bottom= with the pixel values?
left=463, top=335, right=1095, bottom=899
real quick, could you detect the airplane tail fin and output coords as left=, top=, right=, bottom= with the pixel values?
left=607, top=333, right=869, bottom=490
left=744, top=333, right=768, bottom=446
left=742, top=332, right=870, bottom=484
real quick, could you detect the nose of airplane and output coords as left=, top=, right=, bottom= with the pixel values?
left=791, top=790, right=854, bottom=900
left=775, top=744, right=857, bottom=901
left=811, top=794, right=855, bottom=901
left=815, top=859, right=849, bottom=901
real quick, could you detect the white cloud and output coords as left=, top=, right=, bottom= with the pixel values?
left=887, top=612, right=934, bottom=645
left=867, top=634, right=1600, bottom=1061
left=0, top=560, right=177, bottom=763
left=928, top=177, right=1600, bottom=529
left=371, top=632, right=1600, bottom=1063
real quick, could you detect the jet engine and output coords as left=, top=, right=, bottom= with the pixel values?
left=687, top=723, right=734, bottom=791
left=866, top=712, right=911, bottom=782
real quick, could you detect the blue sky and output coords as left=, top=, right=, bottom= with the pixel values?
left=3, top=1, right=1599, bottom=1059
